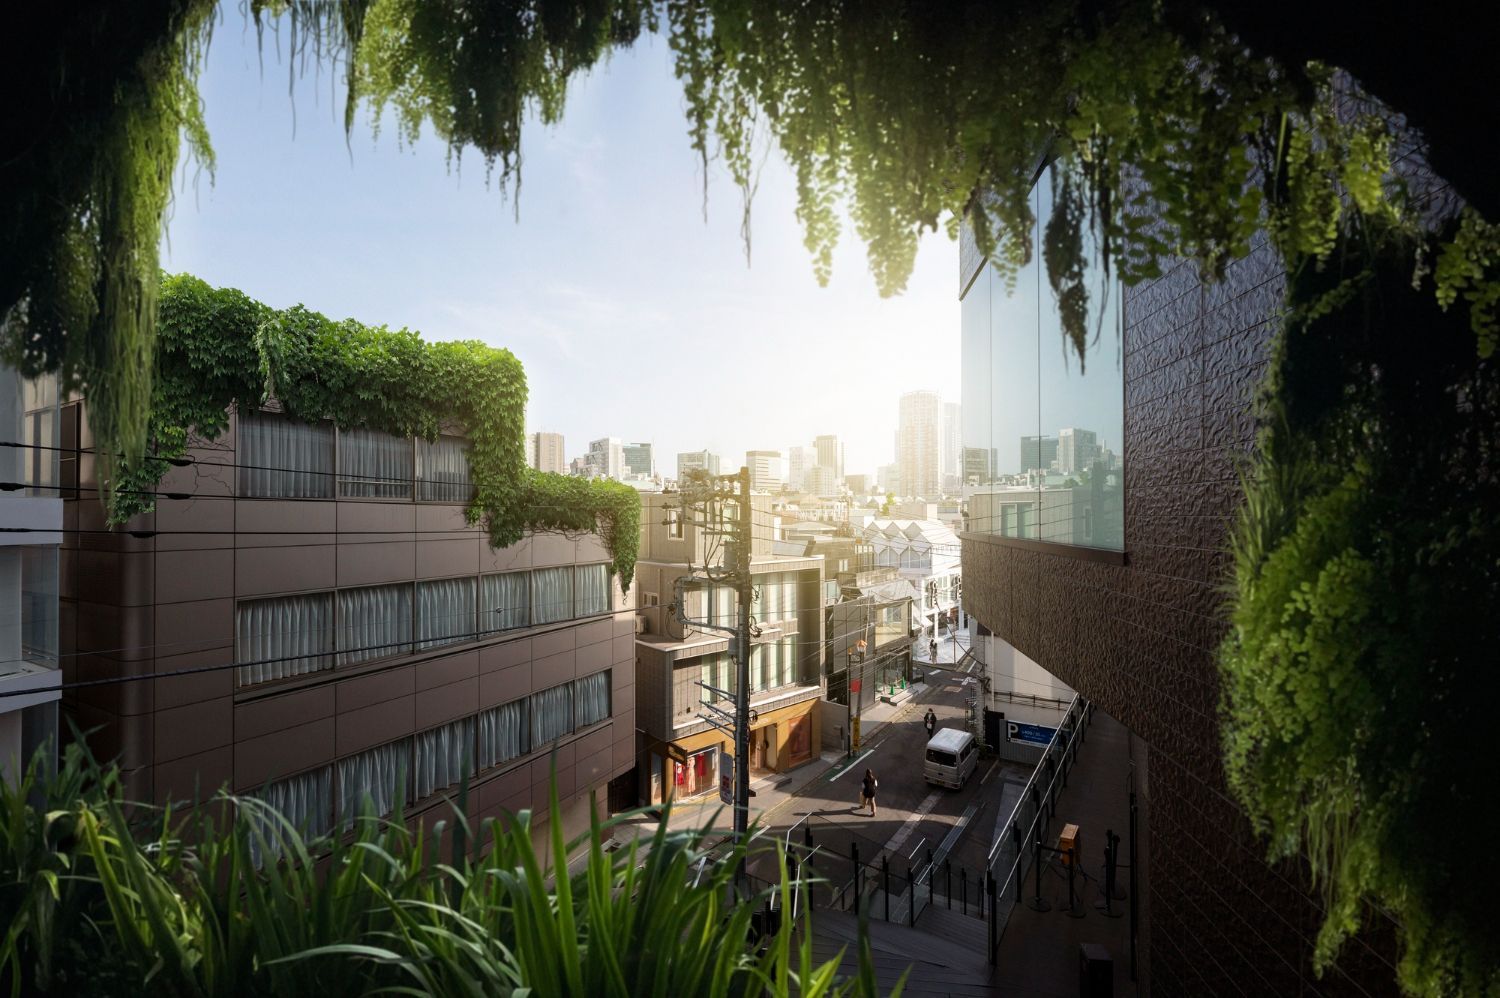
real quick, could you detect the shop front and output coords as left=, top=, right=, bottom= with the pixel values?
left=642, top=694, right=821, bottom=806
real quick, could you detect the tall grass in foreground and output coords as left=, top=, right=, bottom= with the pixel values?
left=1, top=743, right=895, bottom=996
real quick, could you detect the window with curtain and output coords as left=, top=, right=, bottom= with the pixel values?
left=531, top=682, right=573, bottom=745
left=573, top=670, right=611, bottom=728
left=575, top=563, right=609, bottom=617
left=338, top=738, right=411, bottom=829
left=237, top=592, right=334, bottom=686
left=238, top=410, right=334, bottom=498
left=338, top=583, right=413, bottom=665
left=698, top=652, right=733, bottom=706
left=416, top=577, right=476, bottom=649
left=531, top=567, right=573, bottom=625
left=478, top=699, right=529, bottom=769
left=417, top=435, right=473, bottom=502
left=338, top=426, right=413, bottom=499
left=249, top=765, right=334, bottom=866
left=481, top=571, right=530, bottom=632
left=413, top=718, right=475, bottom=800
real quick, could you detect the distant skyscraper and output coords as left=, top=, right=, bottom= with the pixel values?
left=622, top=441, right=655, bottom=477
left=1019, top=435, right=1060, bottom=475
left=786, top=445, right=815, bottom=492
left=813, top=434, right=844, bottom=481
left=897, top=390, right=942, bottom=497
left=941, top=402, right=961, bottom=483
left=805, top=465, right=839, bottom=497
left=586, top=437, right=625, bottom=480
left=1057, top=428, right=1100, bottom=475
left=677, top=449, right=721, bottom=480
left=529, top=431, right=566, bottom=474
left=963, top=447, right=996, bottom=484
left=746, top=450, right=783, bottom=492
left=877, top=463, right=901, bottom=495
left=845, top=473, right=870, bottom=495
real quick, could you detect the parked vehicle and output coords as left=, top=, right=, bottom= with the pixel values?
left=923, top=727, right=977, bottom=789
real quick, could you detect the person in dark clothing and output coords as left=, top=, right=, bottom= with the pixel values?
left=929, top=638, right=938, bottom=661
left=924, top=707, right=937, bottom=740
left=861, top=768, right=879, bottom=817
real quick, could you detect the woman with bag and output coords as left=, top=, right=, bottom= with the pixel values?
left=861, top=768, right=879, bottom=817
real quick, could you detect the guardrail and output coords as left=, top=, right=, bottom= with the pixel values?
left=983, top=693, right=1093, bottom=963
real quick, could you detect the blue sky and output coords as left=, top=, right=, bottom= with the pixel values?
left=162, top=17, right=959, bottom=478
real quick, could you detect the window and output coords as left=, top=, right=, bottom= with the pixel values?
left=416, top=577, right=476, bottom=650
left=961, top=165, right=1124, bottom=550
left=573, top=671, right=611, bottom=728
left=238, top=410, right=334, bottom=498
left=417, top=435, right=473, bottom=502
left=338, top=583, right=413, bottom=665
left=667, top=508, right=684, bottom=538
left=338, top=426, right=413, bottom=499
left=413, top=718, right=475, bottom=800
left=752, top=638, right=797, bottom=692
left=478, top=699, right=529, bottom=769
left=249, top=765, right=333, bottom=865
left=531, top=682, right=573, bottom=745
left=531, top=567, right=573, bottom=625
left=237, top=592, right=334, bottom=686
left=575, top=563, right=609, bottom=617
left=481, top=571, right=530, bottom=632
left=337, top=738, right=411, bottom=829
left=17, top=547, right=58, bottom=666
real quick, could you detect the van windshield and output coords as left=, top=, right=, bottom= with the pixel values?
left=926, top=749, right=957, bottom=766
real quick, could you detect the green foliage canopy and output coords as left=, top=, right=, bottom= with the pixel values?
left=119, top=274, right=637, bottom=593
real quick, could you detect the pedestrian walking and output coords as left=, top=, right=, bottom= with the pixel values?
left=929, top=637, right=938, bottom=662
left=924, top=707, right=937, bottom=740
left=861, top=768, right=879, bottom=817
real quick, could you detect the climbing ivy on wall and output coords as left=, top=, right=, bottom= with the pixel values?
left=1220, top=218, right=1500, bottom=997
left=115, top=274, right=637, bottom=593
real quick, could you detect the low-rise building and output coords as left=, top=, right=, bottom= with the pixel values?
left=855, top=519, right=961, bottom=633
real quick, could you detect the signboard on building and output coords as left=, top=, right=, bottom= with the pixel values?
left=1007, top=721, right=1056, bottom=747
left=719, top=749, right=735, bottom=806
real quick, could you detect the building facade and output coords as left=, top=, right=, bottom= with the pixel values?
left=622, top=441, right=654, bottom=478
left=941, top=401, right=961, bottom=492
left=960, top=162, right=1403, bottom=992
left=745, top=450, right=782, bottom=493
left=813, top=434, right=844, bottom=482
left=897, top=390, right=942, bottom=498
left=528, top=431, right=566, bottom=474
left=586, top=437, right=625, bottom=480
left=59, top=402, right=636, bottom=842
left=633, top=492, right=824, bottom=804
left=0, top=369, right=61, bottom=785
left=855, top=519, right=961, bottom=634
left=676, top=449, right=721, bottom=481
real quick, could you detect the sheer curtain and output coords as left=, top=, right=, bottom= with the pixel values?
left=249, top=765, right=333, bottom=865
left=238, top=410, right=334, bottom=498
left=338, top=427, right=413, bottom=498
left=573, top=670, right=611, bottom=728
left=338, top=583, right=413, bottom=665
left=237, top=593, right=333, bottom=686
left=417, top=435, right=473, bottom=502
left=417, top=577, right=476, bottom=649
left=338, top=739, right=411, bottom=829
left=531, top=682, right=573, bottom=745
left=531, top=567, right=573, bottom=625
left=574, top=564, right=609, bottom=617
left=414, top=718, right=474, bottom=800
left=478, top=699, right=528, bottom=769
left=481, top=571, right=530, bottom=632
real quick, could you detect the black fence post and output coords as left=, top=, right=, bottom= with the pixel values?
left=804, top=823, right=814, bottom=850
left=1010, top=822, right=1023, bottom=901
left=1066, top=848, right=1084, bottom=919
left=1027, top=830, right=1050, bottom=912
left=908, top=865, right=917, bottom=927
left=987, top=872, right=998, bottom=965
left=1129, top=791, right=1139, bottom=982
left=961, top=868, right=968, bottom=916
left=852, top=841, right=861, bottom=916
left=945, top=859, right=952, bottom=909
left=927, top=848, right=935, bottom=910
left=883, top=854, right=891, bottom=922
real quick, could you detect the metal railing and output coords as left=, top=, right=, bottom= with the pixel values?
left=983, top=693, right=1093, bottom=962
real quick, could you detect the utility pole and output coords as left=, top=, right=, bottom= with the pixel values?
left=732, top=465, right=752, bottom=838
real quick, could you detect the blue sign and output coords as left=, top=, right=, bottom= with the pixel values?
left=1007, top=721, right=1056, bottom=747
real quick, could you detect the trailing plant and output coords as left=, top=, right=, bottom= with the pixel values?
left=1220, top=216, right=1500, bottom=996
left=115, top=274, right=637, bottom=592
left=0, top=742, right=878, bottom=996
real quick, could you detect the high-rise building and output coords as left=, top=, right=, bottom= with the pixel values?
left=622, top=442, right=654, bottom=477
left=528, top=431, right=566, bottom=474
left=897, top=390, right=942, bottom=497
left=962, top=447, right=996, bottom=484
left=1019, top=435, right=1059, bottom=475
left=1057, top=427, right=1099, bottom=475
left=587, top=437, right=625, bottom=480
left=786, top=445, right=815, bottom=492
left=746, top=450, right=783, bottom=492
left=676, top=450, right=721, bottom=481
left=804, top=465, right=839, bottom=498
left=845, top=473, right=870, bottom=495
left=941, top=403, right=961, bottom=484
left=877, top=463, right=901, bottom=494
left=813, top=434, right=844, bottom=481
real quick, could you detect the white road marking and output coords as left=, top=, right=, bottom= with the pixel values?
left=979, top=759, right=1001, bottom=786
left=827, top=748, right=874, bottom=782
left=885, top=790, right=942, bottom=855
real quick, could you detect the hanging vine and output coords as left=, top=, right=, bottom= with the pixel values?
left=115, top=274, right=637, bottom=593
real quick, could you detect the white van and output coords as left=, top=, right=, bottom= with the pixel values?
left=923, top=728, right=978, bottom=789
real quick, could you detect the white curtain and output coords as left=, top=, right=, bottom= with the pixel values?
left=338, top=738, right=411, bottom=829
left=573, top=670, right=611, bottom=729
left=531, top=567, right=573, bottom=625
left=238, top=410, right=334, bottom=498
left=414, top=718, right=474, bottom=800
left=417, top=435, right=473, bottom=502
left=338, top=427, right=413, bottom=499
left=481, top=571, right=530, bottom=632
left=249, top=765, right=333, bottom=866
left=478, top=699, right=528, bottom=769
left=574, top=563, right=609, bottom=617
left=531, top=682, right=573, bottom=746
left=237, top=593, right=333, bottom=686
left=417, top=577, right=476, bottom=649
left=338, top=583, right=413, bottom=665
